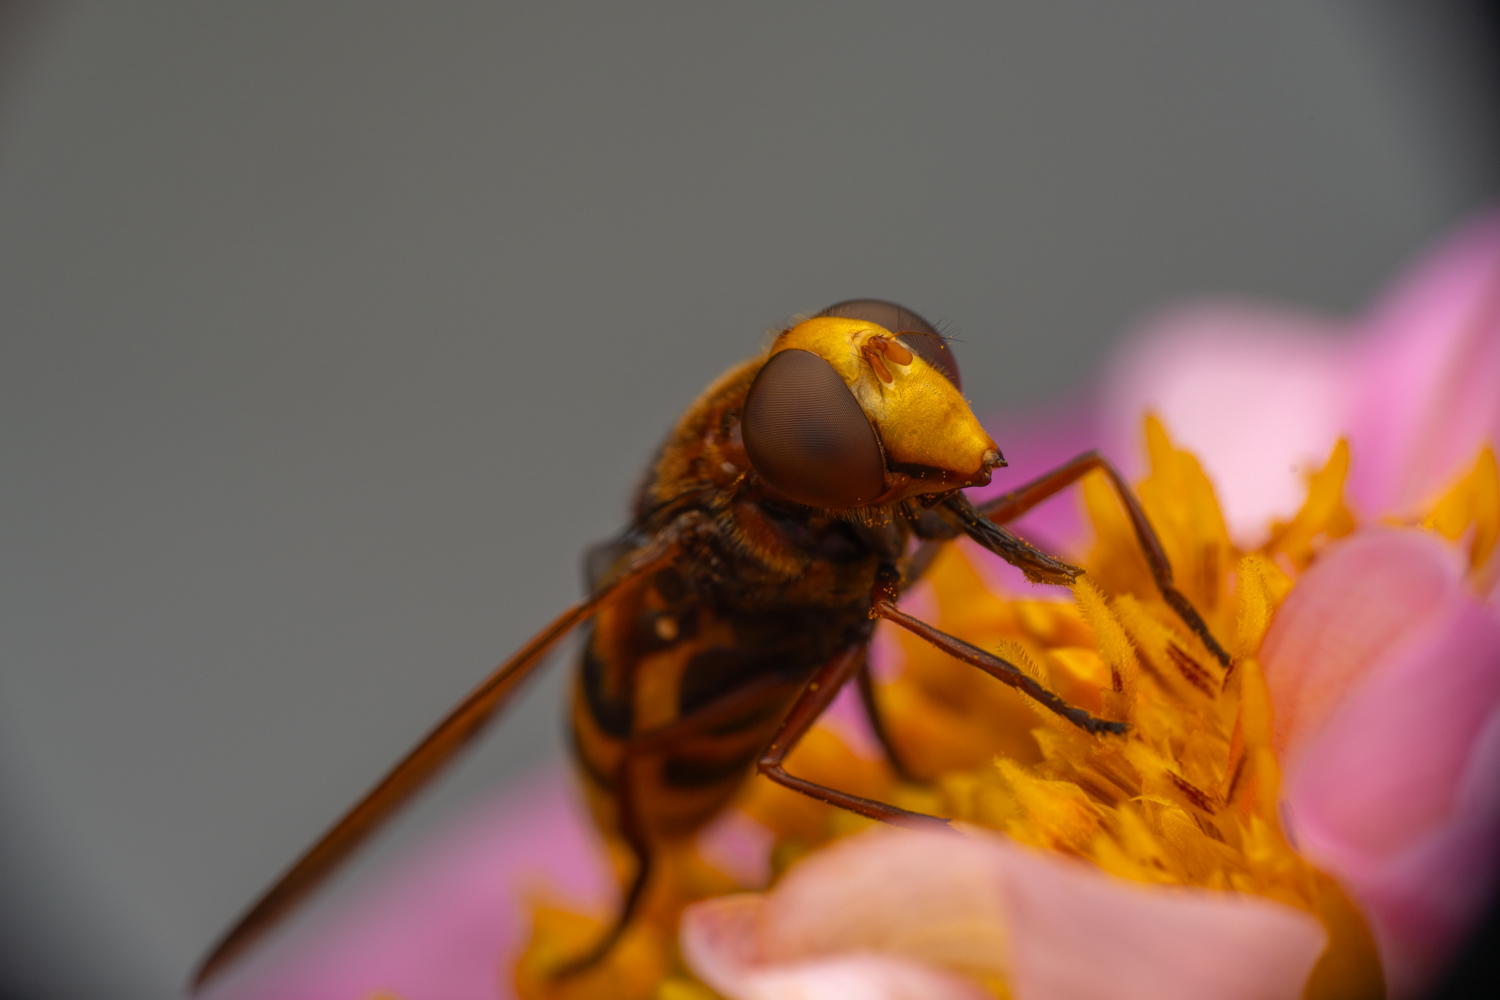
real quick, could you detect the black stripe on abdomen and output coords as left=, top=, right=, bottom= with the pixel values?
left=580, top=642, right=632, bottom=738
left=662, top=747, right=759, bottom=789
left=678, top=645, right=803, bottom=717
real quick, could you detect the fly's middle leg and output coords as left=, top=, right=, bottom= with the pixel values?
left=758, top=563, right=1129, bottom=829
left=756, top=641, right=949, bottom=827
left=864, top=564, right=1127, bottom=736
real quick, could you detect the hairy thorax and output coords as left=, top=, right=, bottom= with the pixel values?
left=632, top=355, right=909, bottom=618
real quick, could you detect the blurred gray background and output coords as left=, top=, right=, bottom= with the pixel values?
left=1, top=3, right=1497, bottom=998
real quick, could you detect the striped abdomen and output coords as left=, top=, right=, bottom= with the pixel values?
left=569, top=567, right=857, bottom=846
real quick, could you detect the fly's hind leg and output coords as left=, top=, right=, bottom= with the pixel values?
left=551, top=766, right=655, bottom=980
left=945, top=450, right=1231, bottom=667
left=554, top=672, right=800, bottom=978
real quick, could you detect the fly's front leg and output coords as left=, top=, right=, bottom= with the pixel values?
left=946, top=450, right=1232, bottom=667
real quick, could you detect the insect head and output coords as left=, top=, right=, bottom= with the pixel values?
left=741, top=298, right=1004, bottom=508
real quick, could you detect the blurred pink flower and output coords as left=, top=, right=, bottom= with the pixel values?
left=208, top=211, right=1500, bottom=1000
left=681, top=828, right=1327, bottom=1000
left=203, top=768, right=613, bottom=1000
left=1101, top=209, right=1500, bottom=997
left=981, top=211, right=1500, bottom=550
left=1264, top=528, right=1500, bottom=998
left=683, top=212, right=1500, bottom=998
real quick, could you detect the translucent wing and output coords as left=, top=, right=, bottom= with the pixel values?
left=191, top=520, right=699, bottom=991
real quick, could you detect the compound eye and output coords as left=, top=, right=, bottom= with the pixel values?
left=742, top=349, right=886, bottom=508
left=817, top=298, right=961, bottom=390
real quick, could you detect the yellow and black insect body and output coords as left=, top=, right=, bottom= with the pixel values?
left=193, top=299, right=1231, bottom=990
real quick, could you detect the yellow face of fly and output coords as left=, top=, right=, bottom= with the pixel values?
left=769, top=316, right=1002, bottom=505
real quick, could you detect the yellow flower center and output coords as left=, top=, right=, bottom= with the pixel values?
left=517, top=417, right=1499, bottom=1000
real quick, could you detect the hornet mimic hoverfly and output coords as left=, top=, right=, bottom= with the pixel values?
left=193, top=299, right=1230, bottom=988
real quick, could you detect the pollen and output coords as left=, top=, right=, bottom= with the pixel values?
left=1424, top=446, right=1499, bottom=588
left=836, top=421, right=1396, bottom=1000
left=511, top=420, right=1500, bottom=1000
left=734, top=419, right=1396, bottom=1000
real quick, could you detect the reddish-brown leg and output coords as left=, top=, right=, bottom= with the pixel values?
left=757, top=640, right=948, bottom=828
left=552, top=777, right=653, bottom=978
left=760, top=562, right=1132, bottom=828
left=556, top=670, right=817, bottom=977
left=952, top=450, right=1231, bottom=667
left=872, top=598, right=1126, bottom=736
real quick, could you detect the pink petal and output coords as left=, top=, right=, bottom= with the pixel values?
left=1100, top=303, right=1349, bottom=543
left=1260, top=527, right=1469, bottom=773
left=1282, top=554, right=1500, bottom=998
left=205, top=767, right=611, bottom=1000
left=1346, top=210, right=1500, bottom=516
left=1080, top=210, right=1500, bottom=536
left=696, top=809, right=777, bottom=890
left=681, top=827, right=1326, bottom=1000
left=970, top=393, right=1107, bottom=595
left=978, top=391, right=1104, bottom=553
left=814, top=676, right=885, bottom=761
left=681, top=895, right=990, bottom=1000
left=997, top=839, right=1326, bottom=1000
left=739, top=955, right=993, bottom=1000
left=756, top=830, right=1009, bottom=971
